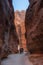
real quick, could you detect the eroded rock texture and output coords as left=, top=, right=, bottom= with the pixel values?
left=25, top=0, right=43, bottom=53
left=0, top=0, right=19, bottom=59
left=15, top=11, right=27, bottom=51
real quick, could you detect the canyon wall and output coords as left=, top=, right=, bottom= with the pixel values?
left=25, top=0, right=43, bottom=53
left=15, top=11, right=27, bottom=51
left=0, top=0, right=19, bottom=59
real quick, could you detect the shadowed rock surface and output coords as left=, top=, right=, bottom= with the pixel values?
left=29, top=54, right=43, bottom=65
left=0, top=0, right=19, bottom=59
left=25, top=0, right=43, bottom=53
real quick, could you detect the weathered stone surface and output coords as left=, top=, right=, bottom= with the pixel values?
left=15, top=10, right=27, bottom=51
left=0, top=0, right=19, bottom=59
left=29, top=54, right=43, bottom=65
left=25, top=0, right=43, bottom=53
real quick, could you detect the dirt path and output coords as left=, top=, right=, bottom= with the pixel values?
left=1, top=53, right=33, bottom=65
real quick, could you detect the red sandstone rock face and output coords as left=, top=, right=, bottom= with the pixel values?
left=14, top=11, right=27, bottom=51
left=25, top=0, right=43, bottom=53
left=0, top=0, right=19, bottom=59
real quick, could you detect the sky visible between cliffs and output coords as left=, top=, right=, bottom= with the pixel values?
left=13, top=0, right=29, bottom=11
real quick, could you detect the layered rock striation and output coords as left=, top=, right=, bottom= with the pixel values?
left=25, top=0, right=43, bottom=53
left=0, top=0, right=19, bottom=59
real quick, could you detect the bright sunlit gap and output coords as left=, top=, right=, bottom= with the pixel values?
left=12, top=0, right=29, bottom=11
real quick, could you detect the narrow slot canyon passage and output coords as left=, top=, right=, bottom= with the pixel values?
left=0, top=0, right=43, bottom=65
left=13, top=0, right=29, bottom=52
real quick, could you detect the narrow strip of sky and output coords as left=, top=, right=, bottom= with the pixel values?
left=12, top=0, right=29, bottom=11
